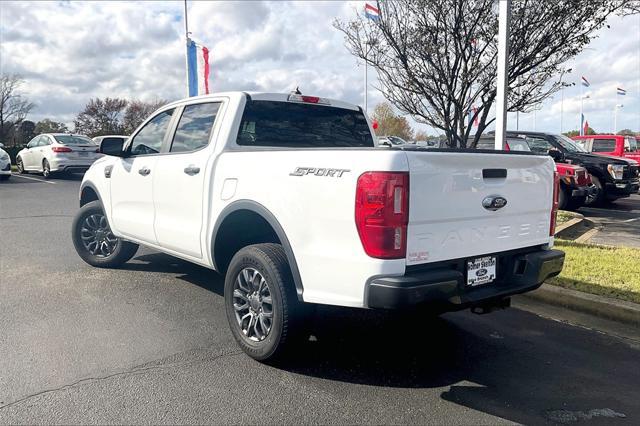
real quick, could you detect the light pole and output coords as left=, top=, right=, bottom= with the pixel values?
left=495, top=0, right=511, bottom=150
left=363, top=39, right=376, bottom=114
left=580, top=94, right=590, bottom=134
left=558, top=68, right=568, bottom=134
left=614, top=104, right=623, bottom=134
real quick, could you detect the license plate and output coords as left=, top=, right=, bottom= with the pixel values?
left=466, top=256, right=497, bottom=287
left=79, top=152, right=88, bottom=157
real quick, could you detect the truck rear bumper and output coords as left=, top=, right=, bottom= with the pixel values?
left=366, top=247, right=564, bottom=310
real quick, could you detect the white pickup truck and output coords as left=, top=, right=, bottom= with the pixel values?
left=72, top=92, right=564, bottom=361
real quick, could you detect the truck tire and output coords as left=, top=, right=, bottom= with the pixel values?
left=584, top=176, right=603, bottom=207
left=224, top=243, right=303, bottom=362
left=72, top=200, right=139, bottom=268
left=557, top=186, right=568, bottom=211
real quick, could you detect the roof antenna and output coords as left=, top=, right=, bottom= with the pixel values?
left=291, top=86, right=302, bottom=95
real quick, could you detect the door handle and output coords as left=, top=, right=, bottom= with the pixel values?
left=184, top=165, right=200, bottom=176
left=138, top=167, right=151, bottom=176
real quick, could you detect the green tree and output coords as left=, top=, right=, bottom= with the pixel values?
left=564, top=127, right=596, bottom=137
left=73, top=97, right=127, bottom=137
left=372, top=102, right=414, bottom=140
left=35, top=118, right=69, bottom=134
left=617, top=129, right=636, bottom=136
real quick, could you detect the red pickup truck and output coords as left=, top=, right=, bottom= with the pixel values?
left=573, top=135, right=640, bottom=163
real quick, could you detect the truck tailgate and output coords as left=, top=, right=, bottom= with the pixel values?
left=405, top=151, right=554, bottom=265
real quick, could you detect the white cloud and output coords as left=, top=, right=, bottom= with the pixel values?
left=0, top=1, right=638, bottom=135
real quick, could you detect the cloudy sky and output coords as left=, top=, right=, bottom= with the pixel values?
left=1, top=1, right=639, bottom=135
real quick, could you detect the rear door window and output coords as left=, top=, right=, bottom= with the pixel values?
left=236, top=100, right=373, bottom=148
left=624, top=137, right=637, bottom=152
left=592, top=138, right=616, bottom=152
left=170, top=102, right=221, bottom=153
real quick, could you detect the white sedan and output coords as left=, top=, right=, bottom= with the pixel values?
left=16, top=133, right=101, bottom=178
left=0, top=143, right=11, bottom=180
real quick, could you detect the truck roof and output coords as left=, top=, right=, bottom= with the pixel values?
left=163, top=91, right=361, bottom=111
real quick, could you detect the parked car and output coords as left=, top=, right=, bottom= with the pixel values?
left=72, top=92, right=564, bottom=361
left=572, top=134, right=640, bottom=163
left=93, top=135, right=128, bottom=150
left=0, top=143, right=11, bottom=181
left=378, top=135, right=407, bottom=147
left=16, top=133, right=100, bottom=178
left=473, top=135, right=592, bottom=210
left=506, top=131, right=639, bottom=206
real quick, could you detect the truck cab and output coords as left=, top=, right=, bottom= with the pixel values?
left=573, top=134, right=640, bottom=164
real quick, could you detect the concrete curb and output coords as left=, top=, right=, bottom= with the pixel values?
left=519, top=284, right=640, bottom=326
left=554, top=211, right=584, bottom=236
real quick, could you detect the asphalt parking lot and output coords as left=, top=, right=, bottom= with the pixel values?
left=1, top=173, right=639, bottom=425
left=580, top=194, right=640, bottom=247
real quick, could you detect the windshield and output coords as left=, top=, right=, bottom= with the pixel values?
left=54, top=135, right=95, bottom=145
left=388, top=136, right=407, bottom=145
left=236, top=100, right=374, bottom=148
left=554, top=135, right=587, bottom=153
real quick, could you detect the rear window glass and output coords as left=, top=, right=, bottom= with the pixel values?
left=54, top=135, right=95, bottom=145
left=101, top=137, right=127, bottom=145
left=475, top=139, right=495, bottom=149
left=506, top=138, right=531, bottom=152
left=236, top=100, right=373, bottom=148
left=592, top=139, right=616, bottom=152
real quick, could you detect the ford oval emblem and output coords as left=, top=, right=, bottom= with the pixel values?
left=482, top=195, right=508, bottom=211
left=476, top=268, right=488, bottom=277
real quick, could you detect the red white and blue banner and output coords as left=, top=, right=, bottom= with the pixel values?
left=580, top=76, right=590, bottom=87
left=365, top=3, right=380, bottom=21
left=617, top=87, right=626, bottom=95
left=187, top=39, right=210, bottom=97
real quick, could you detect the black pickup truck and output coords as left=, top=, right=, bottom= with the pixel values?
left=506, top=131, right=639, bottom=206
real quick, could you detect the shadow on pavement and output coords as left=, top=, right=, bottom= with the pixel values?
left=121, top=250, right=639, bottom=424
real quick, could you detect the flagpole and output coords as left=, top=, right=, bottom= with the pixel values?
left=580, top=83, right=583, bottom=136
left=184, top=0, right=190, bottom=97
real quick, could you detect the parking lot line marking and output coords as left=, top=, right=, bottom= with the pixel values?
left=11, top=175, right=57, bottom=184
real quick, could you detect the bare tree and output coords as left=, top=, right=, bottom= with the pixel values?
left=122, top=99, right=168, bottom=135
left=73, top=98, right=128, bottom=137
left=335, top=0, right=633, bottom=148
left=0, top=74, right=35, bottom=146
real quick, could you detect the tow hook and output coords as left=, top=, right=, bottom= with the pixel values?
left=471, top=297, right=511, bottom=315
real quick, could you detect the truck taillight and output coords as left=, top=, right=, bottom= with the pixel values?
left=550, top=171, right=559, bottom=236
left=52, top=146, right=72, bottom=153
left=355, top=172, right=409, bottom=259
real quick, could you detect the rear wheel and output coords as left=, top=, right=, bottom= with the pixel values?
left=42, top=159, right=51, bottom=179
left=72, top=200, right=138, bottom=268
left=16, top=157, right=25, bottom=174
left=557, top=186, right=568, bottom=211
left=224, top=243, right=305, bottom=362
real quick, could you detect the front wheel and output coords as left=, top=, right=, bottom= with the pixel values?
left=584, top=176, right=603, bottom=207
left=224, top=243, right=305, bottom=362
left=72, top=200, right=138, bottom=268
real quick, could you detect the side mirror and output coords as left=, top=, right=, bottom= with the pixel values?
left=100, top=138, right=127, bottom=157
left=548, top=149, right=565, bottom=162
